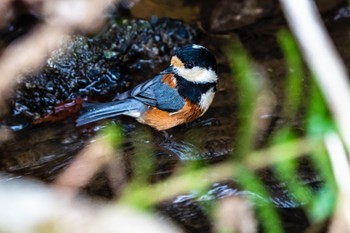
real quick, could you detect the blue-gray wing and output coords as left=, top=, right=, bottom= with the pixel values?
left=116, top=75, right=185, bottom=112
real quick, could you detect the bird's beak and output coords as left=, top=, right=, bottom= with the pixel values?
left=161, top=66, right=176, bottom=74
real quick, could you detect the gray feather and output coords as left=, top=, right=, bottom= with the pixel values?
left=77, top=74, right=185, bottom=126
left=115, top=75, right=184, bottom=112
left=76, top=99, right=146, bottom=126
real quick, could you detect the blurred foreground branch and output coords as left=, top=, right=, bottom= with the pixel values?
left=0, top=0, right=115, bottom=113
left=279, top=0, right=350, bottom=153
left=214, top=197, right=257, bottom=233
left=54, top=135, right=118, bottom=194
left=0, top=178, right=182, bottom=233
left=326, top=133, right=350, bottom=232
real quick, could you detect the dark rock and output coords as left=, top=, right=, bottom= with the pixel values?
left=202, top=0, right=275, bottom=33
left=315, top=0, right=345, bottom=12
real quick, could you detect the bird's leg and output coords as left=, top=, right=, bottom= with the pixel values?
left=161, top=130, right=173, bottom=141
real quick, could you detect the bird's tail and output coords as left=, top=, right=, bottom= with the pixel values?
left=76, top=99, right=145, bottom=126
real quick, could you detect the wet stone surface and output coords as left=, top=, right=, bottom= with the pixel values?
left=0, top=121, right=84, bottom=181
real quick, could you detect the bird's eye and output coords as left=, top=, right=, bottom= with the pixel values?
left=186, top=62, right=194, bottom=69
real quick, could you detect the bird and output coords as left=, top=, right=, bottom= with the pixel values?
left=76, top=44, right=218, bottom=131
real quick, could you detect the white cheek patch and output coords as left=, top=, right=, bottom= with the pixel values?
left=177, top=67, right=217, bottom=83
left=199, top=88, right=215, bottom=113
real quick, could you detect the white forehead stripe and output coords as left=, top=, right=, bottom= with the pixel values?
left=192, top=44, right=205, bottom=49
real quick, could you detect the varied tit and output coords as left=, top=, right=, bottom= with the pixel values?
left=76, top=44, right=218, bottom=131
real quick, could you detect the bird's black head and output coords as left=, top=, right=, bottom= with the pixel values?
left=169, top=44, right=218, bottom=83
left=174, top=44, right=217, bottom=72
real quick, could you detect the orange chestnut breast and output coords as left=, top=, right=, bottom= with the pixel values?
left=138, top=100, right=203, bottom=131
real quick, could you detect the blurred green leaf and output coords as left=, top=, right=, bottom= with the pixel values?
left=238, top=166, right=284, bottom=233
left=277, top=29, right=304, bottom=117
left=224, top=42, right=261, bottom=159
left=270, top=127, right=297, bottom=145
left=101, top=123, right=124, bottom=147
left=271, top=128, right=314, bottom=215
left=309, top=184, right=336, bottom=222
left=130, top=127, right=155, bottom=185
left=274, top=159, right=314, bottom=219
left=306, top=82, right=335, bottom=136
left=308, top=143, right=337, bottom=222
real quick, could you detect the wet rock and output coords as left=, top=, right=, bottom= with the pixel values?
left=202, top=0, right=276, bottom=33
left=200, top=0, right=346, bottom=33
left=3, top=17, right=198, bottom=128
left=118, top=0, right=200, bottom=22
